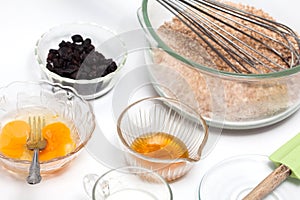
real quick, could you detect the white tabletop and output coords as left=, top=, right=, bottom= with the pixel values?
left=0, top=0, right=299, bottom=199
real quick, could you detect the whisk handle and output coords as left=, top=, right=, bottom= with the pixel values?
left=243, top=164, right=291, bottom=200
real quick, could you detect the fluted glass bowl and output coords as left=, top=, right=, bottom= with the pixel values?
left=0, top=81, right=95, bottom=177
left=35, top=22, right=127, bottom=100
left=138, top=0, right=300, bottom=129
left=117, top=97, right=209, bottom=182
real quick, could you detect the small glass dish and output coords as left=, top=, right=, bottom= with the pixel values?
left=0, top=81, right=95, bottom=177
left=117, top=96, right=209, bottom=182
left=83, top=166, right=173, bottom=200
left=198, top=155, right=300, bottom=200
left=35, top=22, right=127, bottom=100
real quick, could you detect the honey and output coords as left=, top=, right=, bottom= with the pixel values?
left=130, top=132, right=189, bottom=160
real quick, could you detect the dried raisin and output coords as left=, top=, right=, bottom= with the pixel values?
left=46, top=34, right=118, bottom=80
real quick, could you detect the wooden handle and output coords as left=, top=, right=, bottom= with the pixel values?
left=243, top=164, right=291, bottom=200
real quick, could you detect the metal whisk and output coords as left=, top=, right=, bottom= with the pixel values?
left=156, top=0, right=300, bottom=73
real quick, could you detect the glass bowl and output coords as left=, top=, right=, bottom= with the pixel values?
left=198, top=155, right=300, bottom=200
left=138, top=0, right=300, bottom=129
left=83, top=166, right=173, bottom=200
left=35, top=22, right=127, bottom=100
left=117, top=96, right=209, bottom=182
left=0, top=81, right=95, bottom=177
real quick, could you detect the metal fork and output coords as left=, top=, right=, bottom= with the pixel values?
left=26, top=116, right=47, bottom=184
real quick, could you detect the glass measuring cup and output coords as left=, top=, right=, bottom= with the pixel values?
left=117, top=97, right=209, bottom=182
left=83, top=166, right=172, bottom=200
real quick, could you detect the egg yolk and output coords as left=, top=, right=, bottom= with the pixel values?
left=39, top=122, right=75, bottom=161
left=0, top=120, right=76, bottom=161
left=0, top=120, right=30, bottom=158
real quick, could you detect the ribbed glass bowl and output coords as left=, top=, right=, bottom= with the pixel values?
left=35, top=22, right=127, bottom=100
left=117, top=97, right=209, bottom=182
left=138, top=0, right=300, bottom=129
left=0, top=81, right=95, bottom=177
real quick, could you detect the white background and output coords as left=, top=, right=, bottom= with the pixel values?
left=0, top=0, right=299, bottom=199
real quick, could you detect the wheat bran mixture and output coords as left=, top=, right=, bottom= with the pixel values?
left=151, top=1, right=300, bottom=122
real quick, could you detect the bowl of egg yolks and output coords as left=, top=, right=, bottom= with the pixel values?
left=0, top=81, right=95, bottom=177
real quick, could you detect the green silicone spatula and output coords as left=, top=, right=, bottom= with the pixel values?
left=243, top=133, right=300, bottom=200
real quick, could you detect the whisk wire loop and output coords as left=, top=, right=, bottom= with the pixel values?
left=156, top=0, right=300, bottom=73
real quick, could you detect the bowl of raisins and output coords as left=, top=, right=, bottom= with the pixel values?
left=35, top=22, right=127, bottom=100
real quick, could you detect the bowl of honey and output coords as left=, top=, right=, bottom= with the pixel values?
left=117, top=96, right=209, bottom=182
left=0, top=81, right=95, bottom=177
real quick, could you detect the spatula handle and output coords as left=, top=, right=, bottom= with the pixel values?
left=243, top=164, right=291, bottom=200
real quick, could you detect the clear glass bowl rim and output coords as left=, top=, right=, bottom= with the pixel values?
left=140, top=0, right=300, bottom=79
left=92, top=166, right=173, bottom=200
left=35, top=22, right=128, bottom=84
left=116, top=96, right=209, bottom=163
left=0, top=80, right=96, bottom=165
